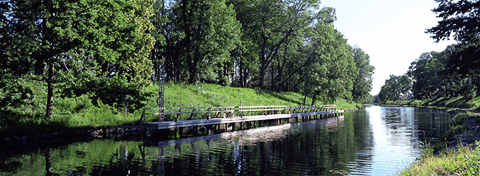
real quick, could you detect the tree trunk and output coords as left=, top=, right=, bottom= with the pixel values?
left=259, top=54, right=266, bottom=88
left=244, top=68, right=248, bottom=88
left=259, top=20, right=267, bottom=88
left=311, top=91, right=318, bottom=105
left=46, top=61, right=54, bottom=119
left=277, top=59, right=282, bottom=92
left=271, top=62, right=274, bottom=91
left=45, top=148, right=52, bottom=176
left=34, top=60, right=45, bottom=76
left=240, top=57, right=244, bottom=88
left=303, top=58, right=311, bottom=105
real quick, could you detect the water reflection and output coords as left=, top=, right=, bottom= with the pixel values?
left=347, top=106, right=451, bottom=175
left=0, top=106, right=452, bottom=175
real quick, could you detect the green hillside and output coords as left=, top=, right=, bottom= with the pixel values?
left=0, top=79, right=362, bottom=136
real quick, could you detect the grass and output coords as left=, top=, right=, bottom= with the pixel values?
left=399, top=143, right=480, bottom=175
left=382, top=96, right=480, bottom=110
left=0, top=79, right=362, bottom=137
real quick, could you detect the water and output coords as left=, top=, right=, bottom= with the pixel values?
left=0, top=106, right=452, bottom=175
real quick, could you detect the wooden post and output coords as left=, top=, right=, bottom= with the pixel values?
left=176, top=109, right=182, bottom=122
left=208, top=108, right=211, bottom=120
left=190, top=109, right=195, bottom=120
left=175, top=128, right=178, bottom=139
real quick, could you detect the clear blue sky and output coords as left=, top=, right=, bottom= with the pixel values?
left=320, top=0, right=455, bottom=95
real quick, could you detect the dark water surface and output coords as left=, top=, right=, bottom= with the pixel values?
left=0, top=106, right=452, bottom=175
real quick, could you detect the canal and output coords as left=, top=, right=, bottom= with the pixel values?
left=0, top=106, right=452, bottom=175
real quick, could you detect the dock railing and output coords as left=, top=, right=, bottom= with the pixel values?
left=139, top=105, right=337, bottom=124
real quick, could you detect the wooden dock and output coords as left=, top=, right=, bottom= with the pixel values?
left=135, top=105, right=344, bottom=130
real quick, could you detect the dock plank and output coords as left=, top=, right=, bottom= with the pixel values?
left=140, top=110, right=343, bottom=130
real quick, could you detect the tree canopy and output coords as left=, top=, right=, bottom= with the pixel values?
left=1, top=0, right=156, bottom=118
left=1, top=0, right=375, bottom=120
left=427, top=0, right=480, bottom=91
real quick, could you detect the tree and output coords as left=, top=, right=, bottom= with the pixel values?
left=153, top=0, right=241, bottom=84
left=306, top=15, right=357, bottom=104
left=427, top=0, right=480, bottom=95
left=378, top=75, right=411, bottom=102
left=352, top=46, right=375, bottom=103
left=1, top=0, right=155, bottom=119
left=427, top=0, right=480, bottom=42
left=407, top=46, right=478, bottom=100
left=232, top=0, right=321, bottom=89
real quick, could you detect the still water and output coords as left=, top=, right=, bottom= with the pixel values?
left=0, top=106, right=452, bottom=175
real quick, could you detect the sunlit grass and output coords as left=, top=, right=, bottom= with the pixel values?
left=399, top=144, right=480, bottom=176
left=383, top=96, right=480, bottom=110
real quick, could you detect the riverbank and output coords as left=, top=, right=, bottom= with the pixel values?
left=389, top=97, right=480, bottom=175
left=399, top=112, right=480, bottom=175
left=0, top=79, right=363, bottom=143
left=380, top=96, right=480, bottom=111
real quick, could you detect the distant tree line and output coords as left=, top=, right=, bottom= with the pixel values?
left=377, top=0, right=480, bottom=103
left=0, top=0, right=375, bottom=118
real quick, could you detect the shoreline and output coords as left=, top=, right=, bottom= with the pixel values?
left=0, top=107, right=363, bottom=146
left=378, top=104, right=480, bottom=175
left=380, top=105, right=480, bottom=150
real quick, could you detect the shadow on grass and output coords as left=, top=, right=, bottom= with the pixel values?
left=448, top=97, right=468, bottom=108
left=0, top=110, right=69, bottom=137
left=0, top=110, right=137, bottom=138
left=254, top=89, right=302, bottom=105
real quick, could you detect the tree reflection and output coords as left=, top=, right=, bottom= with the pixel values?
left=0, top=107, right=453, bottom=175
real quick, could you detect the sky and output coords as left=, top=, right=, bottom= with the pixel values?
left=319, top=0, right=456, bottom=95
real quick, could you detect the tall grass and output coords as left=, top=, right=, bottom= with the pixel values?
left=399, top=143, right=480, bottom=175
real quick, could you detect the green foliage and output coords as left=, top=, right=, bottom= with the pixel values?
left=153, top=0, right=241, bottom=84
left=58, top=76, right=153, bottom=112
left=0, top=79, right=138, bottom=136
left=380, top=96, right=480, bottom=110
left=0, top=77, right=34, bottom=109
left=301, top=15, right=359, bottom=104
left=406, top=48, right=476, bottom=100
left=1, top=0, right=369, bottom=134
left=352, top=47, right=375, bottom=103
left=416, top=0, right=480, bottom=104
left=1, top=0, right=156, bottom=118
left=378, top=74, right=411, bottom=102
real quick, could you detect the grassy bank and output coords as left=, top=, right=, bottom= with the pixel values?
left=399, top=113, right=480, bottom=175
left=0, top=79, right=362, bottom=137
left=381, top=96, right=480, bottom=110
left=400, top=143, right=480, bottom=175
